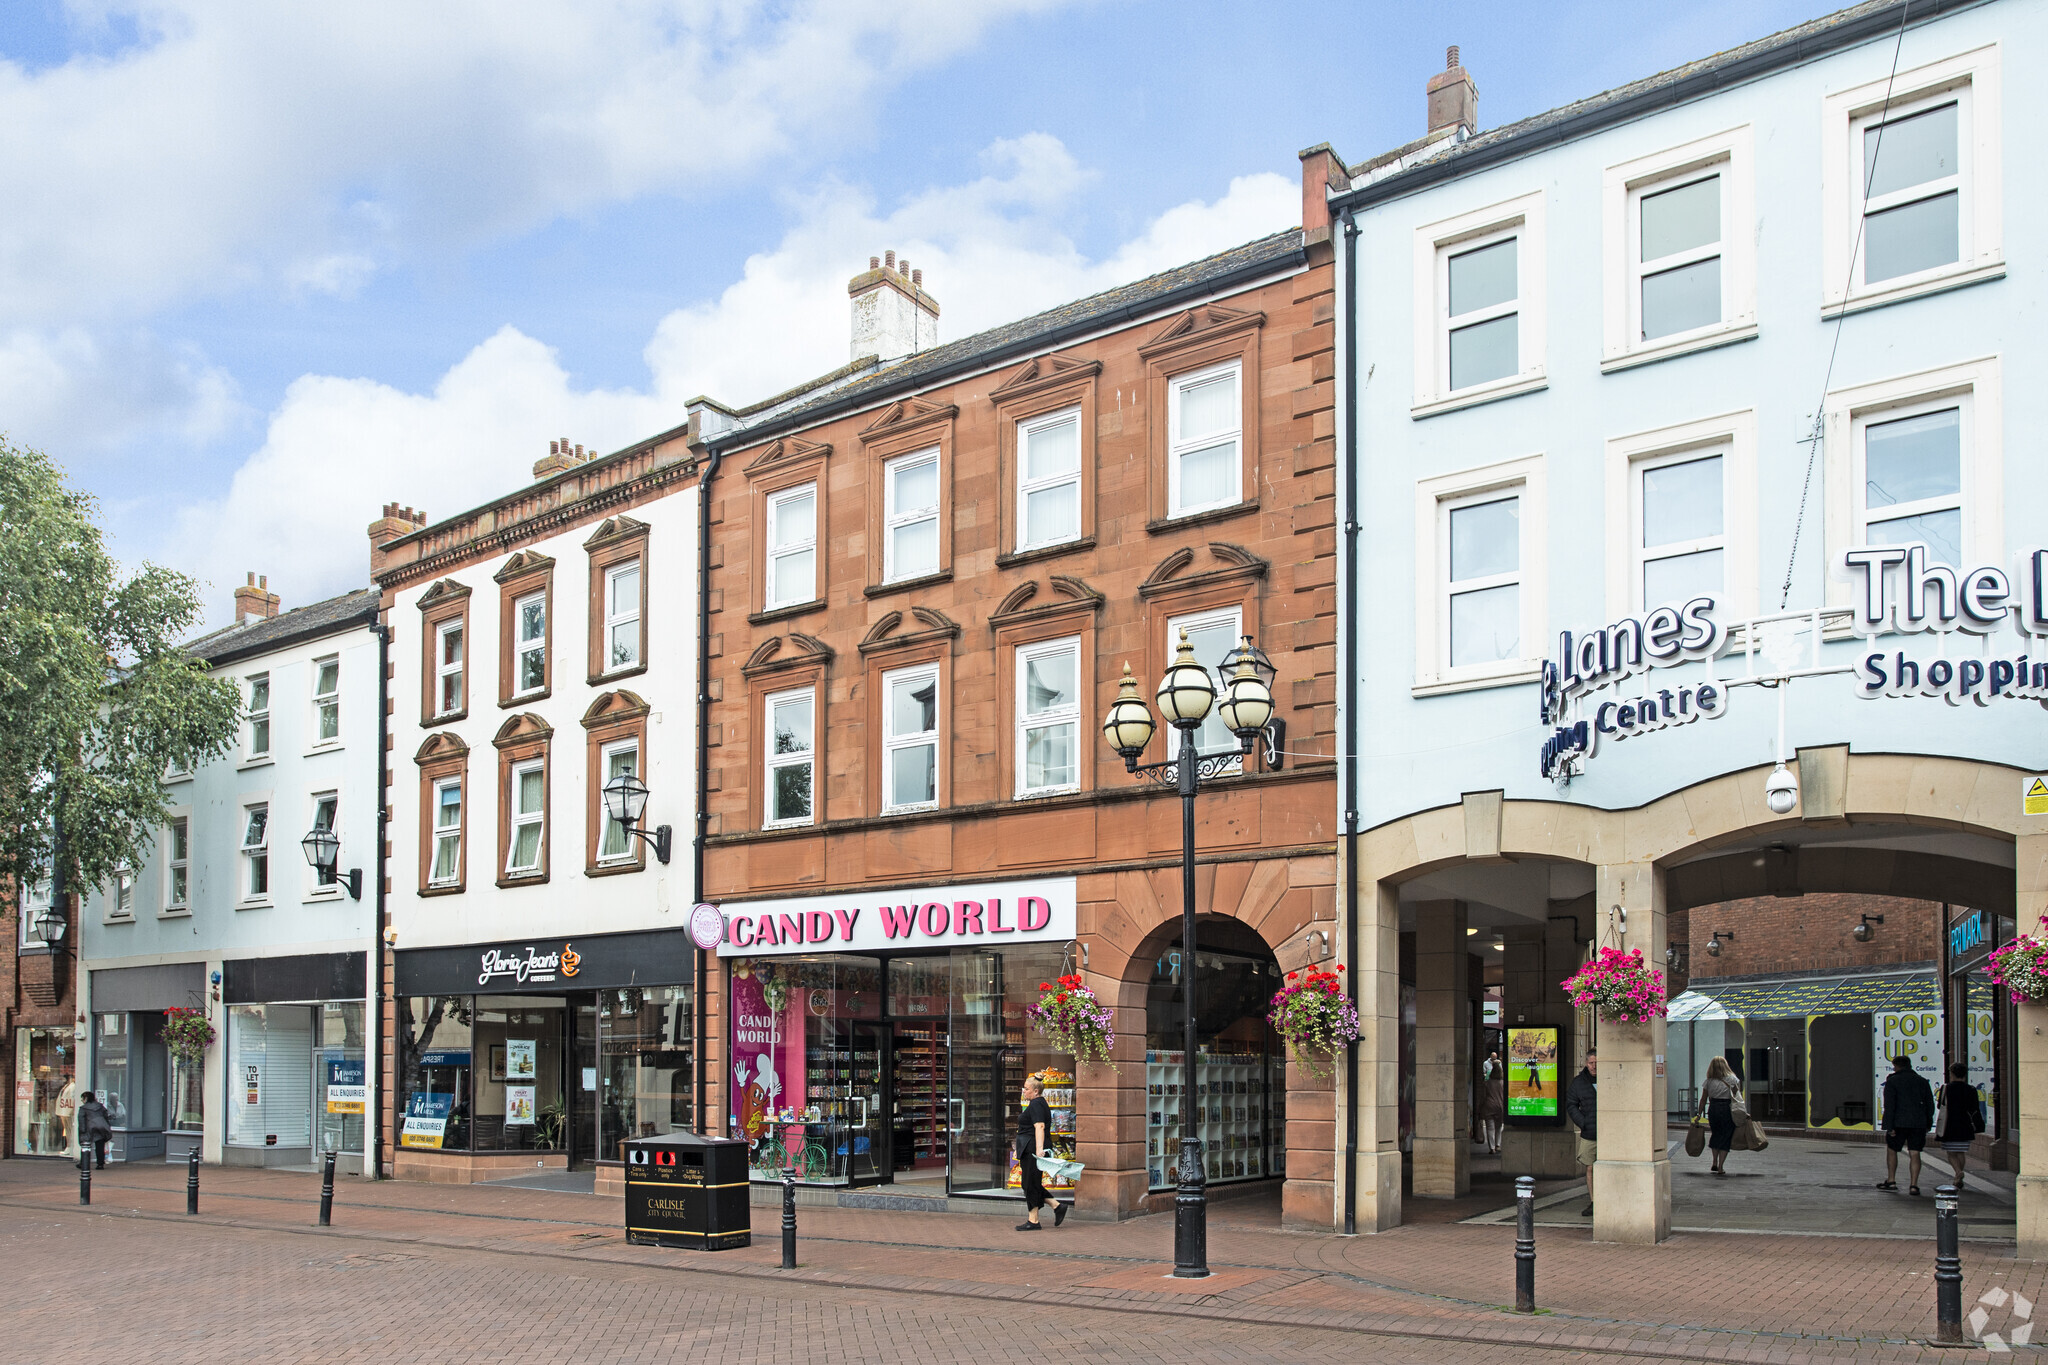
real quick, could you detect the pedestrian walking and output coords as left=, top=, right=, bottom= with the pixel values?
left=77, top=1089, right=114, bottom=1170
left=1013, top=1076, right=1066, bottom=1232
left=1697, top=1056, right=1741, bottom=1176
left=1935, top=1062, right=1986, bottom=1190
left=1564, top=1048, right=1597, bottom=1217
left=1876, top=1053, right=1935, bottom=1196
left=1476, top=1051, right=1505, bottom=1153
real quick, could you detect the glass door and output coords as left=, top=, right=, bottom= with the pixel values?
left=568, top=996, right=597, bottom=1166
left=948, top=947, right=1014, bottom=1195
left=844, top=1020, right=890, bottom=1187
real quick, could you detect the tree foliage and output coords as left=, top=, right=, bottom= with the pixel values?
left=0, top=438, right=241, bottom=903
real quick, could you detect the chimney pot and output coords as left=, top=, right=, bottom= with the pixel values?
left=912, top=268, right=922, bottom=286
left=885, top=250, right=896, bottom=269
left=870, top=255, right=880, bottom=270
left=1447, top=44, right=1459, bottom=68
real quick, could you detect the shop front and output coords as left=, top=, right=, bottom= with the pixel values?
left=87, top=962, right=207, bottom=1162
left=12, top=1023, right=78, bottom=1158
left=717, top=878, right=1081, bottom=1203
left=392, top=926, right=695, bottom=1187
left=222, top=952, right=369, bottom=1171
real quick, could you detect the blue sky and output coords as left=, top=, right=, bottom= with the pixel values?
left=0, top=0, right=1825, bottom=621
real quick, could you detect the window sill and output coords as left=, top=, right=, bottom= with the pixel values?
left=501, top=686, right=553, bottom=710
left=158, top=907, right=191, bottom=920
left=235, top=899, right=273, bottom=911
left=1411, top=371, right=1548, bottom=420
left=237, top=756, right=275, bottom=771
left=303, top=891, right=344, bottom=905
left=749, top=599, right=826, bottom=627
left=419, top=883, right=465, bottom=898
left=761, top=818, right=815, bottom=833
left=880, top=803, right=941, bottom=818
left=1411, top=663, right=1544, bottom=697
left=864, top=569, right=955, bottom=601
left=1822, top=259, right=2004, bottom=319
left=1144, top=499, right=1259, bottom=536
left=102, top=915, right=135, bottom=926
left=585, top=861, right=646, bottom=879
left=496, top=871, right=552, bottom=889
left=996, top=537, right=1096, bottom=571
left=421, top=709, right=468, bottom=731
left=164, top=772, right=192, bottom=785
left=303, top=743, right=345, bottom=758
left=1015, top=785, right=1083, bottom=802
left=586, top=662, right=648, bottom=688
left=1600, top=321, right=1757, bottom=373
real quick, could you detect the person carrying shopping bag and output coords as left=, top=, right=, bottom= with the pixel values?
left=1013, top=1076, right=1069, bottom=1232
left=1697, top=1056, right=1741, bottom=1177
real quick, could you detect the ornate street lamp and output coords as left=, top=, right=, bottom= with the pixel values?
left=32, top=903, right=68, bottom=945
left=299, top=826, right=363, bottom=900
left=602, top=772, right=673, bottom=864
left=1101, top=630, right=1280, bottom=1280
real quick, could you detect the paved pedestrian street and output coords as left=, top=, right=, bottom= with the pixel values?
left=2, top=1159, right=2042, bottom=1362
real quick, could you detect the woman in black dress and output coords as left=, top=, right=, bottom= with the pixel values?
left=1699, top=1056, right=1741, bottom=1176
left=1015, top=1076, right=1066, bottom=1231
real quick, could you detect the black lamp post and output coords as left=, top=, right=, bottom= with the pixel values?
left=299, top=827, right=362, bottom=900
left=602, top=772, right=673, bottom=864
left=1101, top=630, right=1277, bottom=1279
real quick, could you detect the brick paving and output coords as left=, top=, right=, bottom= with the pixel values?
left=1, top=1158, right=2039, bottom=1362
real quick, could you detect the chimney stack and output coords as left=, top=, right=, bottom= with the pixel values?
left=849, top=249, right=940, bottom=364
left=532, top=436, right=594, bottom=481
left=233, top=572, right=281, bottom=625
left=1426, top=44, right=1478, bottom=140
left=368, top=502, right=429, bottom=579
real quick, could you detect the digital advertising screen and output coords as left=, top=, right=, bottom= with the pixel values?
left=1507, top=1026, right=1560, bottom=1121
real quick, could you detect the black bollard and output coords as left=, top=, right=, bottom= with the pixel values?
left=187, top=1148, right=200, bottom=1214
left=78, top=1150, right=90, bottom=1206
left=1514, top=1175, right=1536, bottom=1313
left=319, top=1152, right=336, bottom=1227
left=781, top=1165, right=797, bottom=1269
left=1933, top=1184, right=1962, bottom=1345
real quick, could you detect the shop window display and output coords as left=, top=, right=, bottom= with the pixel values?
left=399, top=994, right=474, bottom=1151
left=314, top=1002, right=366, bottom=1157
left=228, top=1005, right=314, bottom=1150
left=14, top=1026, right=77, bottom=1156
left=599, top=984, right=695, bottom=1161
left=1143, top=942, right=1286, bottom=1191
left=471, top=997, right=566, bottom=1151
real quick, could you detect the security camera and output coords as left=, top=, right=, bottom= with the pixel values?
left=1764, top=761, right=1798, bottom=815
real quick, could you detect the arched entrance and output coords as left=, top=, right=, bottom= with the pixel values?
left=1344, top=751, right=2048, bottom=1247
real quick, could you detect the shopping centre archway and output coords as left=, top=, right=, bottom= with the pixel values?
left=1345, top=750, right=2048, bottom=1250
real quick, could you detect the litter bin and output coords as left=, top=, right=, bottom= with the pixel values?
left=624, top=1131, right=752, bottom=1250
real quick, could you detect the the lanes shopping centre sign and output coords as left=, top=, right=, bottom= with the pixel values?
left=1539, top=545, right=2048, bottom=780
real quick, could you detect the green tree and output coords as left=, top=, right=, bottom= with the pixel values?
left=0, top=437, right=241, bottom=907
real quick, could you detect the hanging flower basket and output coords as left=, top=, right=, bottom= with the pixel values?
left=1026, top=974, right=1117, bottom=1071
left=1988, top=922, right=2048, bottom=1002
left=1268, top=965, right=1360, bottom=1079
left=162, top=1006, right=215, bottom=1062
left=1562, top=947, right=1667, bottom=1025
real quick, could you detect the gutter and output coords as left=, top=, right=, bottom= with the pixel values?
left=1328, top=0, right=1976, bottom=216
left=693, top=446, right=724, bottom=1137
left=1338, top=209, right=1362, bottom=1236
left=371, top=621, right=390, bottom=1179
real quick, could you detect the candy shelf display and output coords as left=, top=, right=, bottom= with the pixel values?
left=1143, top=1044, right=1282, bottom=1191
left=1005, top=1067, right=1078, bottom=1195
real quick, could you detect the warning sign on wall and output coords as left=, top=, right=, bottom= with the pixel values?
left=2026, top=776, right=2048, bottom=816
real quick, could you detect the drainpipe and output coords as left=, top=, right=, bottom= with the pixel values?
left=1339, top=207, right=1362, bottom=1236
left=370, top=621, right=390, bottom=1178
left=694, top=447, right=724, bottom=1136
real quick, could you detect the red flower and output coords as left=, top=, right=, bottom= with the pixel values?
left=1039, top=982, right=1052, bottom=991
left=1336, top=964, right=1345, bottom=971
left=1287, top=971, right=1298, bottom=980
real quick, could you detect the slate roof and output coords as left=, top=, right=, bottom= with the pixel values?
left=1332, top=0, right=1980, bottom=210
left=711, top=228, right=1308, bottom=449
left=185, top=588, right=380, bottom=666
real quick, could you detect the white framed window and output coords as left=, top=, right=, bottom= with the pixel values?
left=1602, top=411, right=1759, bottom=620
left=881, top=665, right=940, bottom=813
left=1824, top=46, right=2002, bottom=315
left=506, top=760, right=545, bottom=876
left=429, top=780, right=462, bottom=887
left=765, top=483, right=818, bottom=610
left=111, top=866, right=134, bottom=919
left=1017, top=407, right=1082, bottom=550
left=309, top=792, right=339, bottom=890
left=1166, top=362, right=1241, bottom=517
left=764, top=688, right=816, bottom=828
left=1166, top=608, right=1244, bottom=760
left=599, top=740, right=640, bottom=862
left=18, top=868, right=50, bottom=948
left=1412, top=192, right=1546, bottom=415
left=311, top=656, right=340, bottom=745
left=603, top=561, right=641, bottom=671
left=434, top=619, right=464, bottom=717
left=1413, top=454, right=1548, bottom=693
left=1602, top=128, right=1757, bottom=370
left=165, top=817, right=190, bottom=911
left=1016, top=637, right=1081, bottom=797
left=245, top=674, right=271, bottom=759
left=1821, top=358, right=2002, bottom=610
left=514, top=591, right=547, bottom=695
left=883, top=449, right=941, bottom=582
left=240, top=803, right=270, bottom=902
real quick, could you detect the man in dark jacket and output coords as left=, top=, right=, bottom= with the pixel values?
left=1564, top=1049, right=1598, bottom=1216
left=1879, top=1053, right=1936, bottom=1194
left=77, top=1089, right=114, bottom=1170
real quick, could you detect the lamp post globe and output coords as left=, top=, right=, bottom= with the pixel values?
left=1155, top=628, right=1216, bottom=730
left=603, top=772, right=651, bottom=828
left=1216, top=649, right=1275, bottom=742
left=1103, top=663, right=1158, bottom=760
left=33, top=905, right=66, bottom=944
left=300, top=826, right=340, bottom=876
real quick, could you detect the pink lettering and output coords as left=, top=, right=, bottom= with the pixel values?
left=989, top=898, right=1014, bottom=933
left=954, top=900, right=985, bottom=935
left=755, top=915, right=779, bottom=946
left=778, top=913, right=805, bottom=945
left=805, top=910, right=833, bottom=944
left=1021, top=896, right=1052, bottom=932
left=920, top=902, right=949, bottom=937
left=732, top=916, right=755, bottom=947
left=879, top=905, right=917, bottom=939
left=834, top=907, right=860, bottom=942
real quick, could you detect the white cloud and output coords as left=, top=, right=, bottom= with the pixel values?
left=158, top=138, right=1297, bottom=622
left=0, top=325, right=241, bottom=458
left=0, top=0, right=1076, bottom=326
